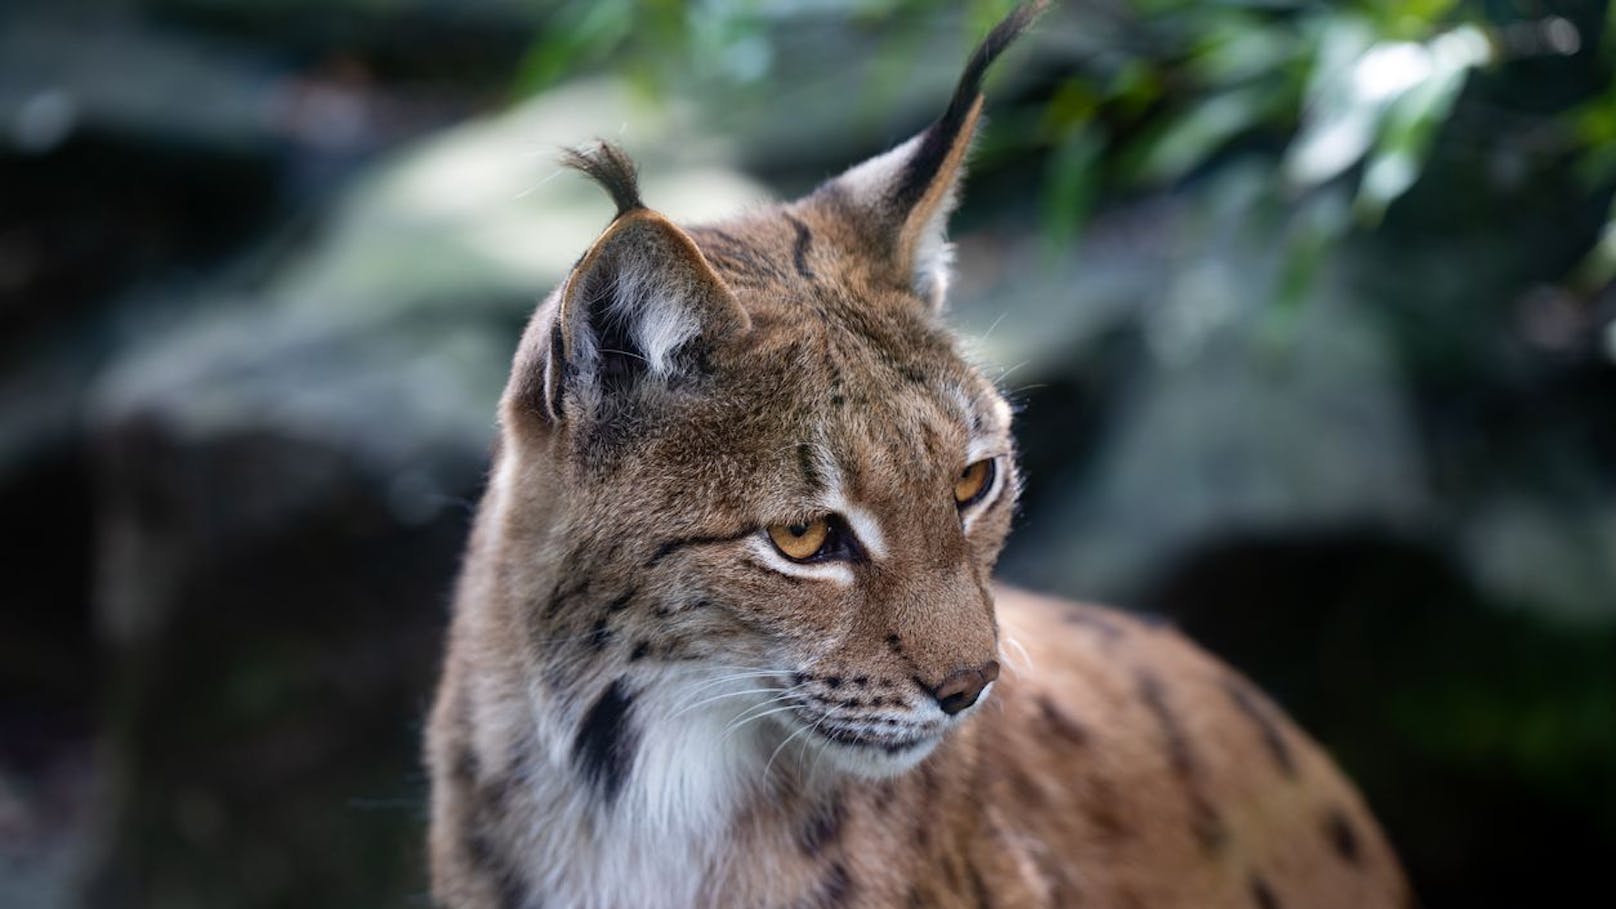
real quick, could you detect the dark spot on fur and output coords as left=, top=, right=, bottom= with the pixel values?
left=853, top=676, right=869, bottom=687
left=873, top=779, right=898, bottom=812
left=585, top=616, right=612, bottom=651
left=798, top=792, right=846, bottom=854
left=461, top=775, right=533, bottom=909
left=465, top=828, right=532, bottom=909
left=968, top=860, right=994, bottom=909
left=606, top=589, right=636, bottom=612
left=885, top=633, right=904, bottom=653
left=629, top=640, right=651, bottom=662
left=1062, top=608, right=1124, bottom=642
left=825, top=676, right=842, bottom=689
left=1084, top=777, right=1131, bottom=840
left=920, top=761, right=941, bottom=799
left=572, top=679, right=637, bottom=804
left=1223, top=676, right=1297, bottom=778
left=1326, top=808, right=1362, bottom=864
left=1038, top=696, right=1090, bottom=747
left=794, top=861, right=854, bottom=909
left=1136, top=669, right=1226, bottom=854
left=451, top=743, right=481, bottom=786
left=1250, top=874, right=1281, bottom=909
left=543, top=576, right=587, bottom=620
left=785, top=212, right=817, bottom=281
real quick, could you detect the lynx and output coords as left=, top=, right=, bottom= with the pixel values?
left=425, top=3, right=1413, bottom=906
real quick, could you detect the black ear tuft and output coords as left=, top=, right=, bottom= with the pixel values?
left=561, top=141, right=645, bottom=218
left=894, top=0, right=1048, bottom=210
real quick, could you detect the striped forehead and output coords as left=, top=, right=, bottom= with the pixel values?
left=802, top=384, right=999, bottom=494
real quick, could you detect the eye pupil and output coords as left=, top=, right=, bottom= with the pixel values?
left=788, top=524, right=808, bottom=537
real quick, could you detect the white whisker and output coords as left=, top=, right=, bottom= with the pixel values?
left=668, top=687, right=783, bottom=722
left=723, top=701, right=807, bottom=739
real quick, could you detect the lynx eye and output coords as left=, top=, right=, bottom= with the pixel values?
left=767, top=518, right=832, bottom=562
left=954, top=459, right=996, bottom=508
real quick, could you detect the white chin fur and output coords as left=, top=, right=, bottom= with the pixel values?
left=818, top=734, right=943, bottom=779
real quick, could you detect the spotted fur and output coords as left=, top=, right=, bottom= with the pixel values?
left=426, top=3, right=1412, bottom=906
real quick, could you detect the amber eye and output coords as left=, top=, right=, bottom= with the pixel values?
left=954, top=459, right=996, bottom=508
left=767, top=517, right=832, bottom=562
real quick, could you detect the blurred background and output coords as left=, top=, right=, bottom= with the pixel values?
left=2, top=0, right=1613, bottom=906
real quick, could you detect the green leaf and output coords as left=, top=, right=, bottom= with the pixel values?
left=1131, top=85, right=1274, bottom=185
left=1042, top=125, right=1106, bottom=251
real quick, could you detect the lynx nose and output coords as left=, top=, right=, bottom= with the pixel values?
left=930, top=660, right=1001, bottom=716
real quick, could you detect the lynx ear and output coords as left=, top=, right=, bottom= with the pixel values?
left=507, top=143, right=748, bottom=426
left=812, top=1, right=1045, bottom=309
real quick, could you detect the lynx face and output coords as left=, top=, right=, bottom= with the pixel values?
left=547, top=261, right=1020, bottom=776
left=482, top=6, right=1045, bottom=781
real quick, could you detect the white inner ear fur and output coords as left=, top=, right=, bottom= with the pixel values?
left=831, top=132, right=960, bottom=309
left=599, top=250, right=702, bottom=377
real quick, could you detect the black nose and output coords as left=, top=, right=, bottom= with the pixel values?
left=930, top=660, right=1000, bottom=716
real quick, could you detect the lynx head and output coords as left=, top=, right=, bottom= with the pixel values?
left=494, top=2, right=1043, bottom=781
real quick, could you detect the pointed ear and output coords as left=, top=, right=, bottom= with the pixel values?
left=810, top=1, right=1045, bottom=310
left=506, top=144, right=748, bottom=426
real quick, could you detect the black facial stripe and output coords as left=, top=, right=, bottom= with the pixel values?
left=572, top=679, right=638, bottom=804
left=796, top=442, right=825, bottom=493
left=646, top=529, right=755, bottom=566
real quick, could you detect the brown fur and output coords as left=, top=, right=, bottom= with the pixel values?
left=426, top=4, right=1411, bottom=906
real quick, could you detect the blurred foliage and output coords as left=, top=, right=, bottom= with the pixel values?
left=517, top=0, right=1613, bottom=306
